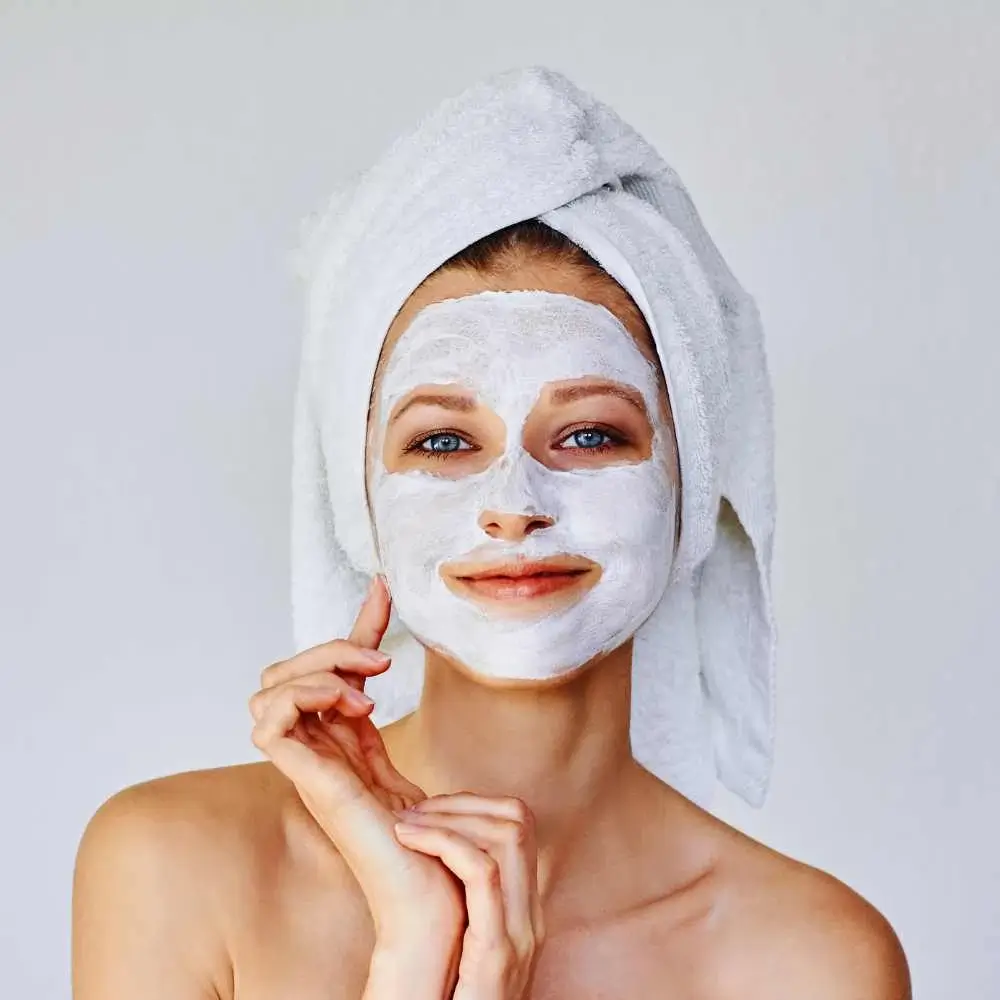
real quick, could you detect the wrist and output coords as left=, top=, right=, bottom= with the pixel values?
left=374, top=904, right=464, bottom=952
left=363, top=938, right=457, bottom=1000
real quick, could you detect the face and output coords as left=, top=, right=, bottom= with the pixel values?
left=365, top=265, right=680, bottom=683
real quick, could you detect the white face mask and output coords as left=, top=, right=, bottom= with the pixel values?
left=368, top=289, right=678, bottom=681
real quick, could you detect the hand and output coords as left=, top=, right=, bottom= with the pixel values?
left=249, top=576, right=465, bottom=956
left=393, top=794, right=546, bottom=1000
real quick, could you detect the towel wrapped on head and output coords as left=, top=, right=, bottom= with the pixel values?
left=290, top=65, right=777, bottom=809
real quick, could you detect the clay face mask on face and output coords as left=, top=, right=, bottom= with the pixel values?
left=368, top=289, right=678, bottom=681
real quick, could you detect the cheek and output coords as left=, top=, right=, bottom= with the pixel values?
left=554, top=465, right=675, bottom=547
left=371, top=471, right=484, bottom=569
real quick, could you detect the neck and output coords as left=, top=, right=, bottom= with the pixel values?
left=383, top=639, right=668, bottom=913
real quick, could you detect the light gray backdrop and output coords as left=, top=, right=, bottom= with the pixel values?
left=1, top=2, right=997, bottom=997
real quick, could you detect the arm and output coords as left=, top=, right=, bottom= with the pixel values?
left=249, top=574, right=466, bottom=999
left=72, top=784, right=228, bottom=1000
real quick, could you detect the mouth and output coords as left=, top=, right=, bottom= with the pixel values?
left=443, top=555, right=600, bottom=605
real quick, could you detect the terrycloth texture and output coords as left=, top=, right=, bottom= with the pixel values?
left=290, top=65, right=777, bottom=809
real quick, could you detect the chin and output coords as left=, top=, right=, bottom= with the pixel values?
left=418, top=638, right=631, bottom=690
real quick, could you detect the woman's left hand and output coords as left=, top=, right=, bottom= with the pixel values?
left=393, top=793, right=546, bottom=1000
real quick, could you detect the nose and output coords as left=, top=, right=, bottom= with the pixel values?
left=477, top=509, right=555, bottom=541
left=477, top=447, right=554, bottom=541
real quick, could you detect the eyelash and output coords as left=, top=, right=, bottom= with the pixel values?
left=402, top=424, right=627, bottom=460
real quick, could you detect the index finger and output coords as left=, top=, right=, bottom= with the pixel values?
left=348, top=573, right=392, bottom=650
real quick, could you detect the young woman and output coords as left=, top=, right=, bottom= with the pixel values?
left=72, top=65, right=912, bottom=998
left=72, top=220, right=910, bottom=1000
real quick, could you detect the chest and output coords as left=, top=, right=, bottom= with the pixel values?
left=230, top=901, right=370, bottom=999
left=226, top=896, right=719, bottom=1000
left=527, top=917, right=720, bottom=1000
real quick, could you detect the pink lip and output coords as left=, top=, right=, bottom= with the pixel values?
left=456, top=559, right=588, bottom=581
left=455, top=572, right=588, bottom=600
left=443, top=556, right=599, bottom=604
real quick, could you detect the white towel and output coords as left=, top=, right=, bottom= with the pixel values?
left=289, top=65, right=777, bottom=809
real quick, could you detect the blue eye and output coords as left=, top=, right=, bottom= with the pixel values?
left=558, top=427, right=619, bottom=451
left=417, top=432, right=471, bottom=454
left=566, top=428, right=611, bottom=449
left=405, top=426, right=622, bottom=460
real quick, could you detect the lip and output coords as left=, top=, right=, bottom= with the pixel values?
left=442, top=555, right=600, bottom=608
left=454, top=556, right=592, bottom=581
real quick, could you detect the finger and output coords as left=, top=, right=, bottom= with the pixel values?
left=347, top=573, right=392, bottom=650
left=250, top=671, right=375, bottom=722
left=297, top=712, right=377, bottom=788
left=410, top=795, right=542, bottom=945
left=394, top=823, right=508, bottom=948
left=252, top=682, right=372, bottom=748
left=393, top=810, right=536, bottom=954
left=409, top=793, right=531, bottom=823
left=253, top=693, right=412, bottom=903
left=260, top=638, right=390, bottom=691
left=252, top=685, right=369, bottom=805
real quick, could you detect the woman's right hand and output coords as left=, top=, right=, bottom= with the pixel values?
left=249, top=576, right=465, bottom=978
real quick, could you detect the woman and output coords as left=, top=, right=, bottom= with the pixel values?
left=72, top=68, right=911, bottom=999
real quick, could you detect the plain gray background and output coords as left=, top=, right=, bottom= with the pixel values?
left=2, top=2, right=997, bottom=996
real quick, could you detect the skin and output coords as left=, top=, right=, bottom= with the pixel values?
left=72, top=261, right=913, bottom=999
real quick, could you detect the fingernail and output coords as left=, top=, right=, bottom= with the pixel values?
left=347, top=688, right=375, bottom=707
left=361, top=648, right=390, bottom=663
left=394, top=822, right=420, bottom=836
left=366, top=576, right=379, bottom=598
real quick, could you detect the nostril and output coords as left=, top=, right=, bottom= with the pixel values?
left=524, top=514, right=555, bottom=535
left=478, top=510, right=555, bottom=540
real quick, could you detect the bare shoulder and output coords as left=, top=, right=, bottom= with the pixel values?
left=76, top=761, right=292, bottom=885
left=72, top=762, right=313, bottom=998
left=710, top=826, right=912, bottom=1000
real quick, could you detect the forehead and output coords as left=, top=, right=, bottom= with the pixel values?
left=376, top=290, right=660, bottom=417
left=377, top=260, right=658, bottom=367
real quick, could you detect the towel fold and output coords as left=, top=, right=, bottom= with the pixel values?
left=290, top=65, right=777, bottom=809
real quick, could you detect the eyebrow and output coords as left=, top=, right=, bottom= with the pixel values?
left=387, top=382, right=651, bottom=426
left=548, top=382, right=650, bottom=416
left=389, top=392, right=476, bottom=426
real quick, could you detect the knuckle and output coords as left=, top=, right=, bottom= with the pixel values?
left=492, top=940, right=517, bottom=972
left=502, top=817, right=528, bottom=847
left=503, top=796, right=531, bottom=824
left=259, top=660, right=284, bottom=687
left=324, top=638, right=351, bottom=659
left=470, top=945, right=506, bottom=979
left=271, top=685, right=298, bottom=715
left=477, top=855, right=501, bottom=888
left=285, top=682, right=312, bottom=705
left=511, top=935, right=533, bottom=966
